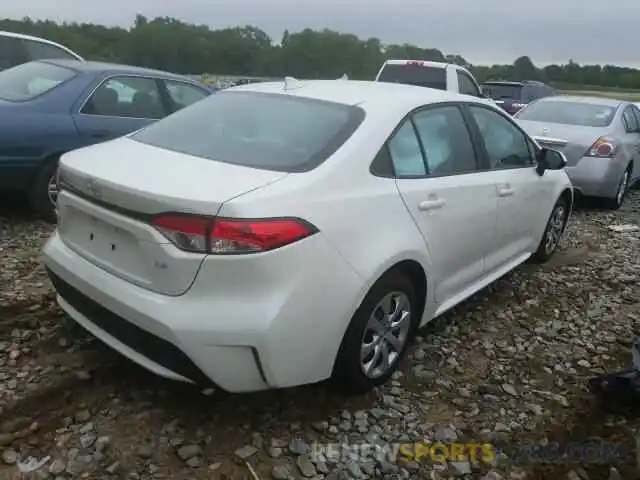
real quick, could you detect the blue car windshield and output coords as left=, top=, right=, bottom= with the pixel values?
left=0, top=61, right=77, bottom=102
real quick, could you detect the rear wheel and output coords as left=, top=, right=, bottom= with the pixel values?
left=331, top=272, right=419, bottom=394
left=602, top=168, right=630, bottom=210
left=28, top=158, right=59, bottom=223
left=532, top=196, right=569, bottom=263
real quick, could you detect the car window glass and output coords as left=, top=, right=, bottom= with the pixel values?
left=412, top=106, right=478, bottom=175
left=132, top=91, right=365, bottom=172
left=469, top=105, right=533, bottom=169
left=0, top=36, right=26, bottom=69
left=377, top=64, right=447, bottom=90
left=388, top=120, right=426, bottom=176
left=522, top=86, right=538, bottom=103
left=457, top=72, right=480, bottom=96
left=0, top=61, right=76, bottom=101
left=622, top=107, right=637, bottom=132
left=164, top=80, right=208, bottom=112
left=23, top=39, right=78, bottom=61
left=631, top=106, right=640, bottom=129
left=82, top=76, right=165, bottom=119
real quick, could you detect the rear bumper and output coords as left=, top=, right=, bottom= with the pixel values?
left=43, top=230, right=364, bottom=392
left=564, top=156, right=626, bottom=198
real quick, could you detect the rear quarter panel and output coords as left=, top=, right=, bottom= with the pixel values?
left=0, top=72, right=96, bottom=190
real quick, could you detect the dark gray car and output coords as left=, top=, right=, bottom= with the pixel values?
left=515, top=96, right=640, bottom=209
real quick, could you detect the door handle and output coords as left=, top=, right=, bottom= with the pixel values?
left=418, top=198, right=446, bottom=211
left=498, top=187, right=515, bottom=197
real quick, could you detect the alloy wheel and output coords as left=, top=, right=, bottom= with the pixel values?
left=544, top=204, right=567, bottom=255
left=47, top=173, right=58, bottom=208
left=360, top=291, right=412, bottom=379
left=616, top=170, right=629, bottom=207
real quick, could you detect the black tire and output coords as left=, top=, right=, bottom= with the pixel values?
left=28, top=158, right=59, bottom=222
left=601, top=167, right=631, bottom=210
left=531, top=196, right=569, bottom=263
left=331, top=271, right=419, bottom=395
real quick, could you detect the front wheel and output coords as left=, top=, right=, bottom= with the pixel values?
left=532, top=196, right=569, bottom=263
left=331, top=272, right=418, bottom=394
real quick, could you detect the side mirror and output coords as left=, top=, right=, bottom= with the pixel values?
left=536, top=148, right=567, bottom=175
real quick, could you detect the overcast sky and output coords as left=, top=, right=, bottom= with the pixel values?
left=4, top=0, right=640, bottom=68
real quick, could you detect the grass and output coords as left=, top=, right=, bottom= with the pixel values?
left=558, top=89, right=640, bottom=102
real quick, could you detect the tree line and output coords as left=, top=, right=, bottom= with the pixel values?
left=3, top=15, right=640, bottom=90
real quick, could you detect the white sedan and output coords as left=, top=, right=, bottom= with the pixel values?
left=43, top=79, right=573, bottom=394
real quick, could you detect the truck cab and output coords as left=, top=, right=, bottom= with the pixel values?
left=374, top=59, right=484, bottom=98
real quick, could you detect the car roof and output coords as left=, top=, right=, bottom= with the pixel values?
left=535, top=95, right=625, bottom=107
left=38, top=59, right=193, bottom=80
left=483, top=81, right=524, bottom=86
left=0, top=30, right=83, bottom=60
left=230, top=79, right=490, bottom=111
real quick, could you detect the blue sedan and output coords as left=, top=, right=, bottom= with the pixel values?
left=0, top=59, right=215, bottom=218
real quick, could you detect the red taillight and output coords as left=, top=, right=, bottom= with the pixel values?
left=151, top=214, right=317, bottom=254
left=585, top=137, right=617, bottom=158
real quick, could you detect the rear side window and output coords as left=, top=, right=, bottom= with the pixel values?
left=23, top=39, right=78, bottom=61
left=457, top=72, right=480, bottom=97
left=132, top=91, right=365, bottom=172
left=0, top=61, right=77, bottom=101
left=377, top=64, right=447, bottom=90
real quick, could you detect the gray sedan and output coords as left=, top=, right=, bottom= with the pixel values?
left=515, top=96, right=640, bottom=209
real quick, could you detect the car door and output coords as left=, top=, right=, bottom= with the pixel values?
left=465, top=104, right=558, bottom=272
left=389, top=103, right=498, bottom=307
left=160, top=79, right=210, bottom=114
left=620, top=105, right=640, bottom=167
left=72, top=75, right=169, bottom=145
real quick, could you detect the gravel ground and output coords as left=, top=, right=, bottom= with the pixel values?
left=0, top=191, right=639, bottom=480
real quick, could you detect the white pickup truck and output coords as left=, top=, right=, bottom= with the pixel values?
left=375, top=59, right=486, bottom=99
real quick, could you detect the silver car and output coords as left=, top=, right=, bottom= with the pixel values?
left=515, top=96, right=639, bottom=209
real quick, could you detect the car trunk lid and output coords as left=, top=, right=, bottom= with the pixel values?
left=516, top=119, right=608, bottom=167
left=56, top=137, right=287, bottom=296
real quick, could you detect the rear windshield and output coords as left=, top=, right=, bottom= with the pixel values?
left=131, top=90, right=365, bottom=172
left=482, top=83, right=523, bottom=100
left=0, top=61, right=77, bottom=101
left=377, top=64, right=447, bottom=90
left=516, top=100, right=616, bottom=127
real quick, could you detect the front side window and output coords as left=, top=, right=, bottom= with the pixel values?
left=132, top=91, right=365, bottom=172
left=412, top=106, right=478, bottom=175
left=82, top=76, right=165, bottom=119
left=163, top=80, right=209, bottom=113
left=468, top=105, right=533, bottom=169
left=0, top=61, right=77, bottom=101
left=23, top=40, right=78, bottom=61
left=457, top=72, right=480, bottom=97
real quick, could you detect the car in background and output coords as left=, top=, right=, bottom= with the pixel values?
left=375, top=60, right=486, bottom=98
left=44, top=80, right=572, bottom=394
left=515, top=95, right=640, bottom=209
left=482, top=80, right=555, bottom=115
left=0, top=30, right=83, bottom=70
left=0, top=59, right=214, bottom=219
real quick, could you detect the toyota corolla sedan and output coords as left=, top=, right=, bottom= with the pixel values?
left=515, top=96, right=640, bottom=209
left=43, top=79, right=573, bottom=394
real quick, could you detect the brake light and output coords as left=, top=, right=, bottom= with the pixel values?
left=511, top=102, right=526, bottom=110
left=151, top=214, right=317, bottom=254
left=585, top=137, right=617, bottom=158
